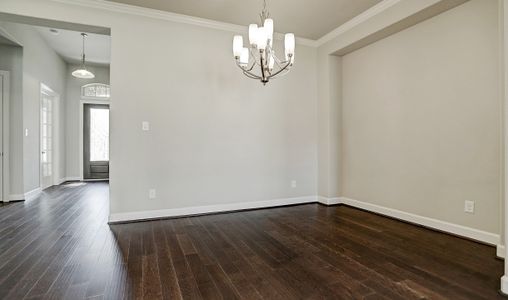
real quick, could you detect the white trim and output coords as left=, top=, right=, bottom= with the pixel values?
left=340, top=197, right=500, bottom=246
left=50, top=0, right=318, bottom=47
left=24, top=187, right=42, bottom=200
left=315, top=0, right=401, bottom=46
left=317, top=196, right=341, bottom=206
left=0, top=71, right=10, bottom=203
left=55, top=177, right=82, bottom=185
left=498, top=245, right=505, bottom=259
left=502, top=275, right=508, bottom=294
left=64, top=177, right=81, bottom=182
left=6, top=187, right=42, bottom=202
left=39, top=83, right=60, bottom=190
left=109, top=196, right=317, bottom=223
left=7, top=194, right=24, bottom=201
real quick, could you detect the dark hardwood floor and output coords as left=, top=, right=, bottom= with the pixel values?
left=0, top=182, right=504, bottom=299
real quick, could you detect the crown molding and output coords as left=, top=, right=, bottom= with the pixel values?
left=49, top=0, right=318, bottom=47
left=315, top=0, right=401, bottom=47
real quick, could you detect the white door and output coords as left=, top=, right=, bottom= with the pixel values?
left=41, top=93, right=53, bottom=189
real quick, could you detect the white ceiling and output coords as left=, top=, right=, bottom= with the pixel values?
left=106, top=0, right=382, bottom=40
left=36, top=26, right=111, bottom=66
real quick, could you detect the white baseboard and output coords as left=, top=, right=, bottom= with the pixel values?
left=318, top=196, right=342, bottom=206
left=109, top=196, right=317, bottom=223
left=64, top=177, right=81, bottom=182
left=24, top=187, right=42, bottom=200
left=5, top=187, right=42, bottom=202
left=340, top=197, right=500, bottom=246
left=502, top=276, right=508, bottom=295
left=7, top=194, right=24, bottom=201
left=498, top=245, right=505, bottom=259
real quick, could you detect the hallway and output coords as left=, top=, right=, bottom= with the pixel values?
left=0, top=182, right=504, bottom=299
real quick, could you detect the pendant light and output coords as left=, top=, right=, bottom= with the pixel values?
left=72, top=33, right=95, bottom=79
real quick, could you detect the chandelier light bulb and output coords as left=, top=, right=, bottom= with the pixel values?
left=249, top=24, right=259, bottom=47
left=257, top=27, right=268, bottom=50
left=264, top=19, right=274, bottom=41
left=233, top=35, right=243, bottom=57
left=268, top=55, right=275, bottom=70
left=285, top=33, right=295, bottom=56
left=239, top=48, right=249, bottom=66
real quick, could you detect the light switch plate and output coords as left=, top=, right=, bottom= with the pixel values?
left=142, top=121, right=150, bottom=131
left=464, top=200, right=475, bottom=214
left=149, top=189, right=156, bottom=199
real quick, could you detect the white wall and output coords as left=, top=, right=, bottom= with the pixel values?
left=0, top=21, right=67, bottom=194
left=0, top=44, right=23, bottom=197
left=0, top=0, right=319, bottom=215
left=65, top=64, right=110, bottom=179
left=110, top=19, right=318, bottom=215
left=341, top=0, right=501, bottom=234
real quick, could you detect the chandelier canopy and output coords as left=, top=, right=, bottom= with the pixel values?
left=232, top=0, right=295, bottom=85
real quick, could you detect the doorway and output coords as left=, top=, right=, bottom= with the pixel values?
left=83, top=103, right=109, bottom=180
left=40, top=84, right=59, bottom=190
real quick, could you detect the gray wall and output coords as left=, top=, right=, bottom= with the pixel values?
left=0, top=44, right=23, bottom=197
left=65, top=64, right=110, bottom=179
left=341, top=0, right=501, bottom=233
left=0, top=21, right=67, bottom=194
left=109, top=19, right=318, bottom=214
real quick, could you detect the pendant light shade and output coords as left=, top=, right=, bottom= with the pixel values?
left=72, top=33, right=95, bottom=79
left=72, top=68, right=95, bottom=79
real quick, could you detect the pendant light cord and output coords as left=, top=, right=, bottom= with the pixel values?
left=81, top=33, right=87, bottom=67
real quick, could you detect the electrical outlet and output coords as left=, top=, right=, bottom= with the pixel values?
left=25, top=129, right=29, bottom=137
left=464, top=200, right=475, bottom=214
left=291, top=180, right=297, bottom=188
left=149, top=189, right=156, bottom=199
left=142, top=121, right=150, bottom=131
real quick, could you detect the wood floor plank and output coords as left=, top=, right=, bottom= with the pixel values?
left=0, top=182, right=504, bottom=299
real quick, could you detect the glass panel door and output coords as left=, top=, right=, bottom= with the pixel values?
left=41, top=94, right=53, bottom=189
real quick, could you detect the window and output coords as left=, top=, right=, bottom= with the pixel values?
left=90, top=108, right=109, bottom=161
left=81, top=83, right=110, bottom=99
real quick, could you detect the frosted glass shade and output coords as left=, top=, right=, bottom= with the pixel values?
left=257, top=27, right=268, bottom=49
left=285, top=33, right=295, bottom=57
left=264, top=19, right=274, bottom=41
left=249, top=24, right=258, bottom=46
left=233, top=35, right=243, bottom=57
left=72, top=68, right=95, bottom=79
left=268, top=55, right=274, bottom=70
left=239, top=48, right=249, bottom=66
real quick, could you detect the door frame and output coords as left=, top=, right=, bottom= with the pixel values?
left=0, top=71, right=10, bottom=202
left=79, top=99, right=110, bottom=181
left=39, top=83, right=60, bottom=190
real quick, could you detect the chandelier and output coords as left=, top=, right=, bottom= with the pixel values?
left=232, top=0, right=295, bottom=85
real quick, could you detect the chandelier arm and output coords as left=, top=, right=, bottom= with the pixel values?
left=243, top=70, right=262, bottom=80
left=270, top=67, right=291, bottom=79
left=267, top=57, right=292, bottom=80
left=271, top=52, right=289, bottom=69
left=235, top=60, right=256, bottom=74
left=236, top=60, right=262, bottom=79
